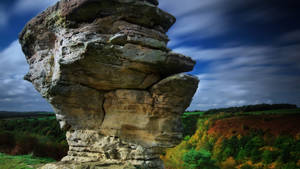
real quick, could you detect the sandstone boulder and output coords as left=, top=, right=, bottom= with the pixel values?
left=19, top=0, right=199, bottom=168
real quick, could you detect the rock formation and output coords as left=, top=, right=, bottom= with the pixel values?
left=19, top=0, right=199, bottom=168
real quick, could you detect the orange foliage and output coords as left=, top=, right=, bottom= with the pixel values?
left=208, top=114, right=300, bottom=138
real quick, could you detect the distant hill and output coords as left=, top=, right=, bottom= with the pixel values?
left=205, top=103, right=298, bottom=114
left=0, top=111, right=54, bottom=119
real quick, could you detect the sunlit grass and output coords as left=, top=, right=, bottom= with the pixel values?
left=0, top=153, right=54, bottom=169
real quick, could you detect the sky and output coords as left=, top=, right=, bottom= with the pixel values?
left=0, top=0, right=300, bottom=111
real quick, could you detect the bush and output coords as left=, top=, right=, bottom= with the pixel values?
left=11, top=134, right=38, bottom=155
left=33, top=141, right=68, bottom=160
left=262, top=150, right=279, bottom=164
left=281, top=162, right=298, bottom=169
left=0, top=131, right=15, bottom=148
left=183, top=149, right=219, bottom=169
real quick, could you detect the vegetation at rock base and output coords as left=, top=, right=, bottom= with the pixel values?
left=0, top=153, right=55, bottom=169
left=162, top=107, right=300, bottom=169
left=0, top=104, right=299, bottom=169
left=0, top=116, right=68, bottom=161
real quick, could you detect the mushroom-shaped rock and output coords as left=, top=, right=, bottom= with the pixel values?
left=19, top=0, right=199, bottom=168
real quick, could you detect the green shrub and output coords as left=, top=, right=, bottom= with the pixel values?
left=280, top=162, right=298, bottom=169
left=262, top=150, right=279, bottom=164
left=183, top=149, right=219, bottom=169
left=184, top=136, right=191, bottom=141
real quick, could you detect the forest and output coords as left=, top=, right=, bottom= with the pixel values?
left=0, top=104, right=299, bottom=169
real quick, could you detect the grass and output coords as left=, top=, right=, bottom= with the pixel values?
left=183, top=111, right=205, bottom=116
left=0, top=153, right=55, bottom=169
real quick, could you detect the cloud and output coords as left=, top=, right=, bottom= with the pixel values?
left=0, top=6, right=9, bottom=28
left=159, top=0, right=300, bottom=110
left=0, top=40, right=52, bottom=111
left=183, top=44, right=300, bottom=110
left=13, top=0, right=59, bottom=14
left=159, top=0, right=230, bottom=47
left=0, top=40, right=27, bottom=76
left=279, top=30, right=300, bottom=44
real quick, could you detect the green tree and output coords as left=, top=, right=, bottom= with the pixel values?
left=183, top=149, right=219, bottom=169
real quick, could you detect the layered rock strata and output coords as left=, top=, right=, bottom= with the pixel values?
left=19, top=0, right=199, bottom=168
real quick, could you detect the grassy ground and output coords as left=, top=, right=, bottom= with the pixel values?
left=0, top=153, right=54, bottom=169
left=183, top=111, right=205, bottom=116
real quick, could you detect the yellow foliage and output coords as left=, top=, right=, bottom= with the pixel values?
left=237, top=161, right=254, bottom=169
left=296, top=133, right=300, bottom=140
left=259, top=146, right=279, bottom=152
left=161, top=140, right=189, bottom=169
left=297, top=160, right=300, bottom=167
left=245, top=160, right=253, bottom=166
left=220, top=157, right=236, bottom=169
left=212, top=136, right=224, bottom=159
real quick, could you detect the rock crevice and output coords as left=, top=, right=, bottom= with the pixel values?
left=19, top=0, right=199, bottom=168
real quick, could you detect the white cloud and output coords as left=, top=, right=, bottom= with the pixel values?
left=159, top=0, right=230, bottom=47
left=0, top=40, right=27, bottom=76
left=186, top=44, right=300, bottom=110
left=159, top=0, right=222, bottom=18
left=13, top=0, right=59, bottom=14
left=0, top=40, right=52, bottom=111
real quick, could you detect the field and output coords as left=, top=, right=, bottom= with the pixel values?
left=0, top=153, right=54, bottom=169
left=0, top=105, right=299, bottom=169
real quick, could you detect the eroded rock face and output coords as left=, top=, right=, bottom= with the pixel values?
left=19, top=0, right=199, bottom=168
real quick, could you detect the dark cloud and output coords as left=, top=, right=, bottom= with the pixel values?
left=160, top=0, right=300, bottom=47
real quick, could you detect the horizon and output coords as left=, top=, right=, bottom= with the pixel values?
left=0, top=103, right=298, bottom=113
left=0, top=0, right=300, bottom=111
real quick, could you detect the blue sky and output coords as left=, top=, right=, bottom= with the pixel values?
left=0, top=0, right=300, bottom=111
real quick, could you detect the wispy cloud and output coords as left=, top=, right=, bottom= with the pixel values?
left=0, top=40, right=27, bottom=76
left=13, top=0, right=58, bottom=14
left=0, top=40, right=51, bottom=111
left=159, top=0, right=230, bottom=47
left=0, top=6, right=8, bottom=28
left=183, top=44, right=300, bottom=110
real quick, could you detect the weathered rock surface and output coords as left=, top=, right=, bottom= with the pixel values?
left=19, top=0, right=199, bottom=168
